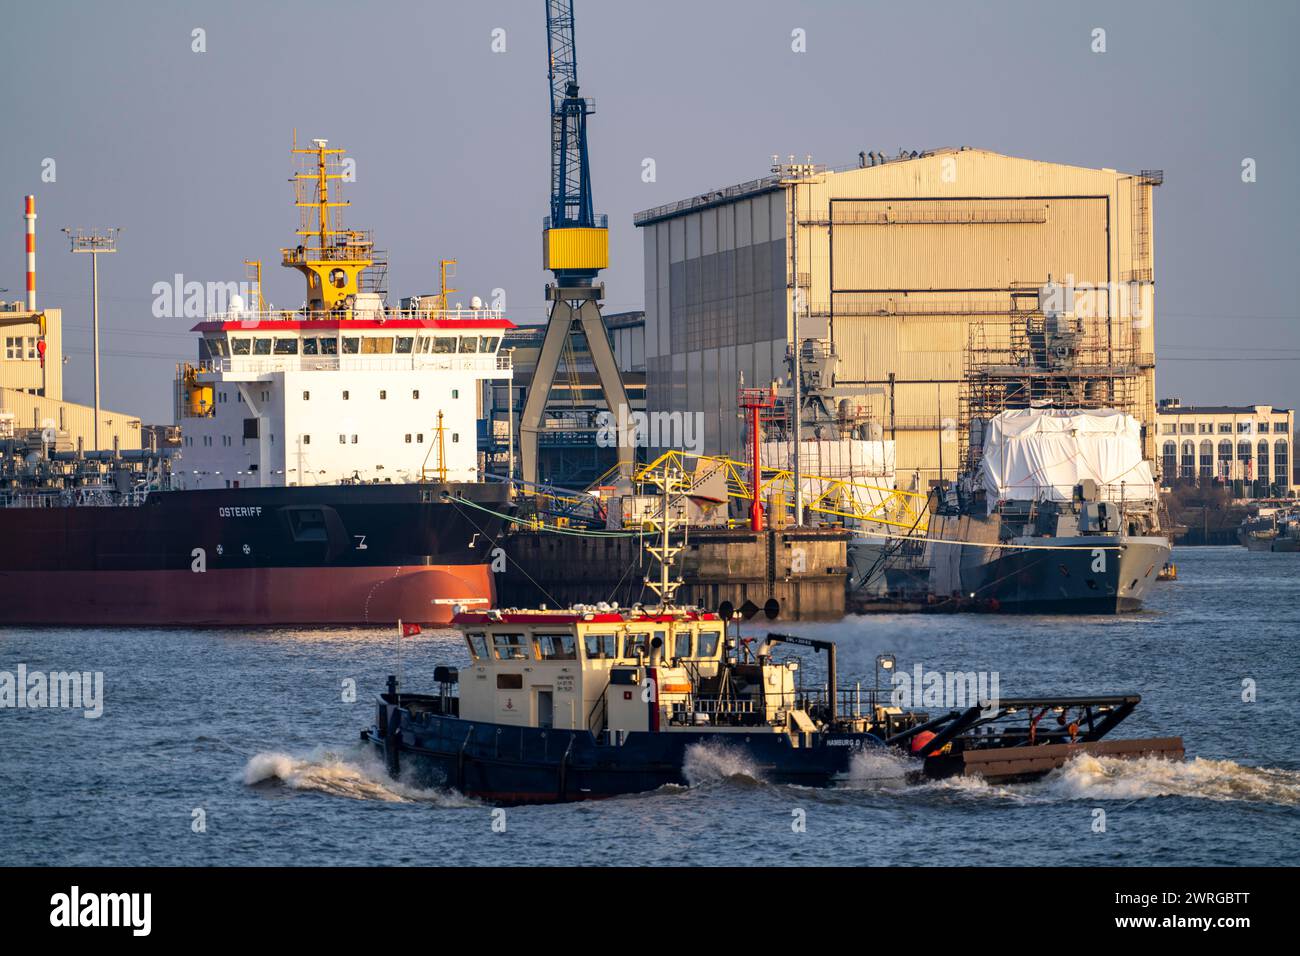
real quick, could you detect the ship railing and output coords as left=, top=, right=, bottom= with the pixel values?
left=795, top=686, right=895, bottom=720
left=0, top=487, right=152, bottom=508
left=198, top=354, right=511, bottom=375
left=205, top=306, right=507, bottom=325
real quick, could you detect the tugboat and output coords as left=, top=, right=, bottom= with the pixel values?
left=362, top=470, right=1183, bottom=804
left=362, top=609, right=1183, bottom=804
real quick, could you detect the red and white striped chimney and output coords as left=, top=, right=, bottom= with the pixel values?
left=24, top=194, right=36, bottom=312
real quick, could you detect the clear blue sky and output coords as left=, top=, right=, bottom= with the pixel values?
left=2, top=0, right=1296, bottom=424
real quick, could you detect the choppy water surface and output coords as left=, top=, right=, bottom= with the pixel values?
left=3, top=546, right=1297, bottom=866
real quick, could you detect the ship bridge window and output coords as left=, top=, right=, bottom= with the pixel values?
left=673, top=631, right=692, bottom=659
left=534, top=633, right=577, bottom=660
left=458, top=337, right=479, bottom=353
left=319, top=337, right=338, bottom=355
left=253, top=338, right=272, bottom=355
left=583, top=633, right=616, bottom=660
left=274, top=338, right=299, bottom=355
left=231, top=337, right=251, bottom=356
left=342, top=337, right=360, bottom=354
left=481, top=336, right=500, bottom=353
left=361, top=337, right=393, bottom=354
left=491, top=633, right=530, bottom=661
left=696, top=629, right=721, bottom=659
left=207, top=337, right=228, bottom=357
left=622, top=633, right=650, bottom=659
left=432, top=337, right=456, bottom=354
left=302, top=338, right=318, bottom=355
left=395, top=336, right=414, bottom=354
left=466, top=632, right=489, bottom=661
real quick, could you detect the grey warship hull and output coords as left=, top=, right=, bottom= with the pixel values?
left=956, top=535, right=1170, bottom=613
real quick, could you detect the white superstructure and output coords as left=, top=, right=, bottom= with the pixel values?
left=177, top=310, right=513, bottom=489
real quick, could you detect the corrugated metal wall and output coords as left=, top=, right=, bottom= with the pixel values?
left=0, top=386, right=142, bottom=449
left=638, top=149, right=1158, bottom=478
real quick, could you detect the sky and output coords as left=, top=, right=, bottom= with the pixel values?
left=1, top=0, right=1297, bottom=424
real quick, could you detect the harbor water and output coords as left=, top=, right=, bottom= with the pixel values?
left=4, top=546, right=1298, bottom=866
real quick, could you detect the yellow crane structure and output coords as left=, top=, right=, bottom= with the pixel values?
left=622, top=451, right=931, bottom=533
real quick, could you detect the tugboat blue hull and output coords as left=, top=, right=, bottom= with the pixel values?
left=364, top=705, right=878, bottom=804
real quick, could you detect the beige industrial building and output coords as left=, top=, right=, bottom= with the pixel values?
left=634, top=147, right=1159, bottom=489
left=1156, top=399, right=1295, bottom=495
left=0, top=301, right=141, bottom=450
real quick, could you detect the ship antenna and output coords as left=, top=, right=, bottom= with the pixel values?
left=644, top=458, right=687, bottom=609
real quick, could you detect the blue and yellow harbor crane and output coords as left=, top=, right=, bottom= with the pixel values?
left=519, top=0, right=633, bottom=485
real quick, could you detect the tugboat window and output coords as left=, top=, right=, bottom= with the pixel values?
left=534, top=633, right=577, bottom=660
left=623, top=633, right=650, bottom=658
left=583, top=634, right=616, bottom=660
left=466, top=633, right=489, bottom=660
left=697, top=630, right=721, bottom=658
left=674, top=631, right=692, bottom=659
left=492, top=633, right=530, bottom=660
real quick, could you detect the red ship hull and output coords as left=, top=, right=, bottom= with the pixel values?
left=0, top=483, right=508, bottom=628
left=0, top=564, right=494, bottom=627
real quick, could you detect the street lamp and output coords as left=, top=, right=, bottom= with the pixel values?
left=63, top=227, right=120, bottom=451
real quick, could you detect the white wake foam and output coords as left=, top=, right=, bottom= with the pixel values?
left=682, top=741, right=765, bottom=787
left=241, top=746, right=475, bottom=806
left=839, top=747, right=914, bottom=789
left=1039, top=754, right=1300, bottom=805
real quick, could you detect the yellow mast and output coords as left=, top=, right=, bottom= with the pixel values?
left=281, top=132, right=374, bottom=313
left=243, top=259, right=265, bottom=311
left=438, top=258, right=457, bottom=312
left=436, top=410, right=447, bottom=482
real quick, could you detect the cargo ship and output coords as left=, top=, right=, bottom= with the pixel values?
left=0, top=137, right=514, bottom=626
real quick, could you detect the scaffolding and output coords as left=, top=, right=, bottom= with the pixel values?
left=959, top=304, right=1151, bottom=472
left=1123, top=170, right=1163, bottom=284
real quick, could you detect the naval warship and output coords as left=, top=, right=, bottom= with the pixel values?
left=926, top=408, right=1170, bottom=613
left=921, top=279, right=1170, bottom=613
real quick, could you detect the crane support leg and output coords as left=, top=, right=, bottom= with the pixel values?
left=519, top=285, right=634, bottom=485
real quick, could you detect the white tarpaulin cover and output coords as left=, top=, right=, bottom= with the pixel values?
left=977, top=409, right=1156, bottom=513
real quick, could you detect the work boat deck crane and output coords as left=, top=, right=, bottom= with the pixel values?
left=519, top=0, right=633, bottom=486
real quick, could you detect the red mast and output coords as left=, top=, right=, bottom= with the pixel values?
left=738, top=385, right=776, bottom=531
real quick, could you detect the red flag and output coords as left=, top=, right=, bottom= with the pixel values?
left=402, top=622, right=421, bottom=637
